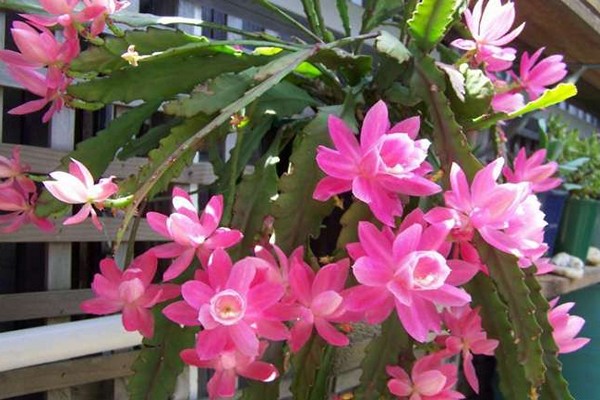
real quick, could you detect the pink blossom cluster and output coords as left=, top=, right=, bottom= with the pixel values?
left=0, top=0, right=129, bottom=121
left=0, top=146, right=53, bottom=232
left=451, top=0, right=567, bottom=113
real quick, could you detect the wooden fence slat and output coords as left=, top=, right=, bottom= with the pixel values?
left=0, top=289, right=93, bottom=322
left=0, top=351, right=138, bottom=399
left=0, top=143, right=219, bottom=185
left=0, top=217, right=165, bottom=243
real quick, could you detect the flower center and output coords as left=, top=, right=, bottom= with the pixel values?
left=209, top=289, right=246, bottom=325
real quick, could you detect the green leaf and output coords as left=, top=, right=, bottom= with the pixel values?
left=229, top=133, right=281, bottom=258
left=272, top=109, right=337, bottom=253
left=361, top=0, right=403, bottom=33
left=255, top=80, right=320, bottom=117
left=524, top=268, right=575, bottom=400
left=355, top=315, right=413, bottom=399
left=375, top=31, right=411, bottom=64
left=115, top=47, right=318, bottom=250
left=68, top=46, right=266, bottom=104
left=118, top=118, right=183, bottom=160
left=163, top=71, right=253, bottom=118
left=466, top=274, right=533, bottom=399
left=448, top=64, right=494, bottom=120
left=35, top=100, right=160, bottom=218
left=411, top=54, right=480, bottom=178
left=408, top=0, right=459, bottom=51
left=335, top=201, right=373, bottom=256
left=468, top=83, right=578, bottom=130
left=475, top=236, right=546, bottom=391
left=310, top=49, right=372, bottom=86
left=0, top=0, right=43, bottom=13
left=128, top=307, right=195, bottom=400
left=291, top=335, right=335, bottom=400
left=336, top=0, right=352, bottom=36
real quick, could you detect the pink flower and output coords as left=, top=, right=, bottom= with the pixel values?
left=516, top=48, right=568, bottom=100
left=313, top=101, right=440, bottom=226
left=181, top=341, right=278, bottom=400
left=548, top=298, right=590, bottom=354
left=344, top=221, right=471, bottom=342
left=0, top=21, right=79, bottom=68
left=503, top=148, right=561, bottom=193
left=491, top=91, right=524, bottom=113
left=43, top=158, right=118, bottom=230
left=82, top=0, right=131, bottom=36
left=147, top=188, right=243, bottom=280
left=0, top=182, right=54, bottom=233
left=162, top=249, right=289, bottom=359
left=22, top=0, right=95, bottom=39
left=436, top=306, right=498, bottom=393
left=387, top=353, right=464, bottom=400
left=287, top=257, right=351, bottom=352
left=7, top=65, right=71, bottom=122
left=426, top=159, right=546, bottom=266
left=0, top=146, right=36, bottom=193
left=452, top=0, right=524, bottom=72
left=80, top=253, right=180, bottom=338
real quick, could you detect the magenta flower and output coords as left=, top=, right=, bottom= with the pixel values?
left=548, top=298, right=590, bottom=354
left=7, top=65, right=71, bottom=122
left=313, top=101, right=440, bottom=226
left=0, top=183, right=54, bottom=233
left=344, top=221, right=471, bottom=342
left=0, top=21, right=79, bottom=68
left=452, top=0, right=524, bottom=71
left=147, top=188, right=243, bottom=280
left=162, top=249, right=289, bottom=359
left=516, top=48, right=567, bottom=100
left=504, top=148, right=561, bottom=193
left=287, top=257, right=351, bottom=352
left=436, top=306, right=498, bottom=393
left=491, top=90, right=524, bottom=113
left=43, top=158, right=118, bottom=230
left=0, top=146, right=36, bottom=193
left=80, top=253, right=180, bottom=338
left=387, top=353, right=464, bottom=400
left=181, top=341, right=278, bottom=400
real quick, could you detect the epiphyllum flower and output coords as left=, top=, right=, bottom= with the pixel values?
left=0, top=146, right=36, bottom=193
left=22, top=0, right=102, bottom=39
left=0, top=183, right=54, bottom=233
left=547, top=298, right=590, bottom=354
left=181, top=341, right=278, bottom=400
left=436, top=306, right=498, bottom=393
left=344, top=221, right=471, bottom=342
left=7, top=65, right=71, bottom=122
left=147, top=188, right=243, bottom=280
left=80, top=253, right=180, bottom=338
left=452, top=0, right=524, bottom=72
left=162, top=249, right=289, bottom=359
left=387, top=353, right=464, bottom=400
left=43, top=158, right=118, bottom=230
left=427, top=159, right=547, bottom=266
left=83, top=0, right=131, bottom=36
left=287, top=257, right=351, bottom=352
left=313, top=101, right=440, bottom=226
left=516, top=48, right=568, bottom=100
left=503, top=149, right=561, bottom=193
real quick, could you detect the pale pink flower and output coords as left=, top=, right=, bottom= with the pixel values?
left=344, top=221, right=470, bottom=342
left=516, top=48, right=568, bottom=100
left=452, top=0, right=524, bottom=71
left=7, top=65, right=71, bottom=122
left=548, top=298, right=590, bottom=354
left=491, top=91, right=524, bottom=113
left=21, top=0, right=100, bottom=39
left=43, top=158, right=118, bottom=230
left=80, top=253, right=180, bottom=338
left=0, top=182, right=54, bottom=233
left=436, top=306, right=498, bottom=393
left=313, top=101, right=440, bottom=226
left=534, top=257, right=555, bottom=275
left=426, top=159, right=547, bottom=266
left=287, top=257, right=351, bottom=352
left=503, top=148, right=561, bottom=193
left=82, top=0, right=131, bottom=36
left=0, top=21, right=79, bottom=68
left=181, top=341, right=278, bottom=400
left=162, top=249, right=289, bottom=359
left=387, top=353, right=464, bottom=400
left=0, top=146, right=36, bottom=193
left=147, top=188, right=243, bottom=280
